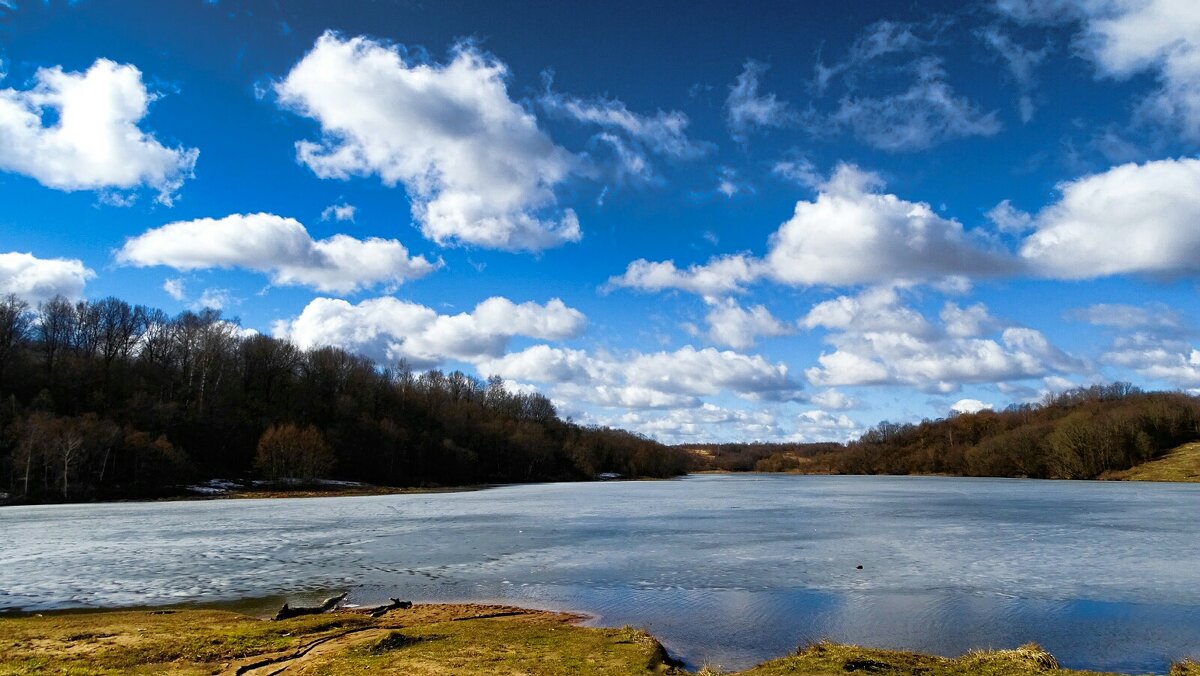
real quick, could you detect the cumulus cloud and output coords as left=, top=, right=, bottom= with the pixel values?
left=791, top=409, right=862, bottom=442
left=1067, top=301, right=1198, bottom=387
left=0, top=251, right=94, bottom=302
left=987, top=199, right=1034, bottom=234
left=0, top=58, right=198, bottom=203
left=320, top=202, right=356, bottom=222
left=275, top=296, right=586, bottom=369
left=726, top=60, right=795, bottom=140
left=606, top=253, right=762, bottom=297
left=117, top=212, right=438, bottom=294
left=1104, top=334, right=1200, bottom=387
left=479, top=343, right=800, bottom=408
left=951, top=398, right=994, bottom=414
left=703, top=298, right=792, bottom=349
left=810, top=388, right=861, bottom=410
left=585, top=404, right=783, bottom=443
left=803, top=286, right=1080, bottom=392
left=162, top=277, right=186, bottom=301
left=996, top=0, right=1200, bottom=138
left=1019, top=158, right=1200, bottom=278
left=276, top=32, right=579, bottom=251
left=772, top=158, right=823, bottom=188
left=611, top=164, right=1015, bottom=295
left=763, top=164, right=1015, bottom=286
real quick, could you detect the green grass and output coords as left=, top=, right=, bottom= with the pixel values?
left=1, top=606, right=1195, bottom=675
left=1109, top=441, right=1200, bottom=482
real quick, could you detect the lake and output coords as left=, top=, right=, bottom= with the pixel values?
left=1, top=474, right=1198, bottom=673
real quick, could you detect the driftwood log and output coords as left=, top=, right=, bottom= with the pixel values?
left=367, top=598, right=413, bottom=617
left=273, top=592, right=347, bottom=620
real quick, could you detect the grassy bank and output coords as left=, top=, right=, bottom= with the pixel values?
left=2, top=605, right=1195, bottom=675
left=1104, top=442, right=1200, bottom=483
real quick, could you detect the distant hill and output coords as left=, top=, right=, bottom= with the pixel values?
left=685, top=384, right=1200, bottom=482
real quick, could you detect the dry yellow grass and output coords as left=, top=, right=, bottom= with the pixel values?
left=1, top=606, right=1193, bottom=675
left=1107, top=441, right=1200, bottom=482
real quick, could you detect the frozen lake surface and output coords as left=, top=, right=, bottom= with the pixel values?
left=2, top=474, right=1198, bottom=672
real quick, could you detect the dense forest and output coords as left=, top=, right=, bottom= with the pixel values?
left=689, top=383, right=1200, bottom=479
left=0, top=294, right=690, bottom=504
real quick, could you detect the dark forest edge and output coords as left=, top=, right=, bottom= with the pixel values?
left=0, top=294, right=690, bottom=505
left=685, top=383, right=1200, bottom=482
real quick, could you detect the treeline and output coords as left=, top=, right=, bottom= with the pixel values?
left=687, top=383, right=1200, bottom=479
left=685, top=442, right=843, bottom=472
left=0, top=295, right=690, bottom=504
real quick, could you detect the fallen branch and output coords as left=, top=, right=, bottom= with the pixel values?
left=366, top=598, right=412, bottom=618
left=272, top=592, right=347, bottom=621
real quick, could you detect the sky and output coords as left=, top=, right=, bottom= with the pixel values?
left=2, top=0, right=1200, bottom=444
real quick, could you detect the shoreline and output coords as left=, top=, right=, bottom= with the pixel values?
left=1, top=601, right=1194, bottom=675
left=4, top=470, right=1198, bottom=508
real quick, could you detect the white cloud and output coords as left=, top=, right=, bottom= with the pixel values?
left=194, top=288, right=234, bottom=311
left=987, top=199, right=1034, bottom=234
left=118, top=212, right=439, bottom=294
left=997, top=0, right=1200, bottom=138
left=940, top=302, right=1001, bottom=338
left=606, top=253, right=762, bottom=297
left=803, top=286, right=933, bottom=335
left=1067, top=302, right=1198, bottom=387
left=704, top=298, right=791, bottom=349
left=1019, top=158, right=1200, bottom=278
left=276, top=32, right=579, bottom=251
left=0, top=251, right=93, bottom=302
left=1082, top=0, right=1200, bottom=139
left=951, top=398, right=994, bottom=414
left=479, top=343, right=800, bottom=408
left=804, top=287, right=1080, bottom=392
left=978, top=26, right=1050, bottom=122
left=726, top=60, right=794, bottom=140
left=763, top=164, right=1015, bottom=286
left=276, top=296, right=585, bottom=369
left=1105, top=336, right=1200, bottom=387
left=715, top=166, right=750, bottom=198
left=810, top=388, right=861, bottom=410
left=772, top=158, right=823, bottom=188
left=162, top=277, right=186, bottom=301
left=0, top=59, right=197, bottom=203
left=611, top=164, right=1015, bottom=296
left=321, top=202, right=356, bottom=222
left=1065, top=302, right=1187, bottom=332
left=815, top=20, right=924, bottom=93
left=540, top=85, right=708, bottom=161
left=829, top=58, right=1003, bottom=151
left=586, top=403, right=783, bottom=443
left=792, top=409, right=862, bottom=442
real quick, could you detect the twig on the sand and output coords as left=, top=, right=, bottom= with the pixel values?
left=272, top=592, right=347, bottom=621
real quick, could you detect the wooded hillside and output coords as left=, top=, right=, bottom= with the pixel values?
left=0, top=294, right=689, bottom=503
left=688, top=383, right=1200, bottom=480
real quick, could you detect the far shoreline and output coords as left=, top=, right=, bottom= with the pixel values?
left=3, top=469, right=1198, bottom=508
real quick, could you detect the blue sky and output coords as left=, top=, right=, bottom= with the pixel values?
left=2, top=0, right=1200, bottom=443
